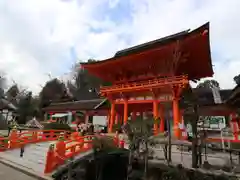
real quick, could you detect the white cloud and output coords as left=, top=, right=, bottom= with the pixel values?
left=0, top=0, right=239, bottom=94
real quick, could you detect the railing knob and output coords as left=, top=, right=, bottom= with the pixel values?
left=49, top=143, right=55, bottom=150
left=58, top=132, right=65, bottom=141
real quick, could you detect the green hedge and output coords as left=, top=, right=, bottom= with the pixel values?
left=42, top=123, right=72, bottom=138
left=43, top=122, right=72, bottom=131
left=230, top=142, right=240, bottom=150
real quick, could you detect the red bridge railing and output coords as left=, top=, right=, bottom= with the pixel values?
left=44, top=133, right=124, bottom=174
left=0, top=129, right=71, bottom=151
left=0, top=129, right=125, bottom=174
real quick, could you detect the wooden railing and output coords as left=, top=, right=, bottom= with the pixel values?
left=0, top=129, right=125, bottom=174
left=100, top=75, right=188, bottom=94
left=44, top=133, right=124, bottom=174
left=0, top=129, right=71, bottom=151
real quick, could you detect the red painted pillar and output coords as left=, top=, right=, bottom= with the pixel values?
left=106, top=114, right=110, bottom=129
left=44, top=143, right=55, bottom=174
left=109, top=102, right=115, bottom=133
left=159, top=104, right=165, bottom=132
left=84, top=112, right=89, bottom=124
left=56, top=133, right=66, bottom=165
left=49, top=112, right=54, bottom=121
left=153, top=100, right=159, bottom=134
left=9, top=127, right=18, bottom=148
left=173, top=97, right=180, bottom=139
left=119, top=114, right=123, bottom=124
left=115, top=114, right=119, bottom=124
left=123, top=99, right=128, bottom=125
left=231, top=113, right=238, bottom=140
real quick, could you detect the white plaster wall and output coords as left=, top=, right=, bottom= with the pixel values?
left=93, top=116, right=107, bottom=126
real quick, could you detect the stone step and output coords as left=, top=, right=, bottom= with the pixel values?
left=0, top=142, right=53, bottom=174
left=0, top=141, right=93, bottom=175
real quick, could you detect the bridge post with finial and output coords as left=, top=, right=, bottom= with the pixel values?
left=9, top=126, right=18, bottom=148
left=56, top=132, right=66, bottom=165
left=44, top=143, right=55, bottom=174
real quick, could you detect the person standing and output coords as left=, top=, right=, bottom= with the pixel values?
left=186, top=122, right=193, bottom=151
left=186, top=122, right=193, bottom=141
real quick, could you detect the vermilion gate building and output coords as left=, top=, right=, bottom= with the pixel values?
left=81, top=23, right=214, bottom=139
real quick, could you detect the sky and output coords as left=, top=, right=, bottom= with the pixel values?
left=0, top=0, right=239, bottom=94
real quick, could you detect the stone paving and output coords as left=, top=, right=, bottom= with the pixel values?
left=0, top=140, right=93, bottom=179
left=0, top=142, right=52, bottom=176
left=124, top=138, right=239, bottom=170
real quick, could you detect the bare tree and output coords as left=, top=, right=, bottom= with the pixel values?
left=66, top=60, right=108, bottom=100
left=181, top=85, right=200, bottom=168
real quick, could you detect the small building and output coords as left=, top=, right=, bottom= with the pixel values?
left=42, top=86, right=238, bottom=137
left=225, top=84, right=240, bottom=108
left=42, top=99, right=109, bottom=126
left=0, top=98, right=17, bottom=130
left=25, top=117, right=44, bottom=129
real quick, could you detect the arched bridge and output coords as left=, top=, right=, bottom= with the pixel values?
left=0, top=129, right=120, bottom=178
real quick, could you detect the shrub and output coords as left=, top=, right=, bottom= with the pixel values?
left=92, top=135, right=117, bottom=153
left=230, top=142, right=240, bottom=150
left=42, top=123, right=72, bottom=138
left=43, top=122, right=72, bottom=131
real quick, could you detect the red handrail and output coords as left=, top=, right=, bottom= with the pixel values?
left=100, top=75, right=188, bottom=93
left=44, top=134, right=94, bottom=174
left=44, top=133, right=122, bottom=174
left=0, top=129, right=72, bottom=151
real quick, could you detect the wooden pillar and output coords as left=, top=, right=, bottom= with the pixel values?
left=115, top=114, right=119, bottom=124
left=49, top=112, right=53, bottom=121
left=153, top=100, right=159, bottom=133
left=173, top=97, right=180, bottom=138
left=231, top=113, right=238, bottom=140
left=85, top=112, right=89, bottom=124
left=159, top=104, right=165, bottom=132
left=107, top=114, right=110, bottom=131
left=120, top=115, right=123, bottom=124
left=117, top=114, right=122, bottom=125
left=123, top=99, right=128, bottom=124
left=109, top=102, right=115, bottom=133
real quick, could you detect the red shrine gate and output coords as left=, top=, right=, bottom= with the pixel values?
left=81, top=22, right=213, bottom=139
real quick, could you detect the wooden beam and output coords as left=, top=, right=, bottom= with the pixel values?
left=100, top=75, right=188, bottom=95
left=115, top=99, right=170, bottom=104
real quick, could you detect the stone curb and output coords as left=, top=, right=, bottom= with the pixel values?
left=0, top=157, right=52, bottom=180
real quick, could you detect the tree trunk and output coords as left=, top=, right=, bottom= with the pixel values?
left=144, top=141, right=148, bottom=180
left=167, top=119, right=172, bottom=163
left=191, top=105, right=198, bottom=168
left=126, top=147, right=133, bottom=180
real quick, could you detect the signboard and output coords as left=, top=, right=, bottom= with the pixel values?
left=199, top=116, right=226, bottom=130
